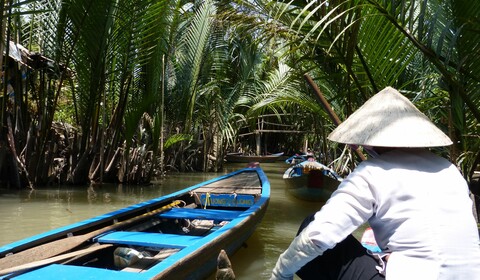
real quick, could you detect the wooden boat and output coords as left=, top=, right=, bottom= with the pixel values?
left=226, top=152, right=284, bottom=163
left=283, top=160, right=342, bottom=202
left=0, top=165, right=270, bottom=280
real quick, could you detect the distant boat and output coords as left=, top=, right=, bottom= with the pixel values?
left=0, top=165, right=270, bottom=280
left=283, top=160, right=342, bottom=202
left=226, top=152, right=284, bottom=163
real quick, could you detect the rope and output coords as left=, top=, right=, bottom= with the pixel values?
left=204, top=192, right=211, bottom=209
left=174, top=200, right=186, bottom=208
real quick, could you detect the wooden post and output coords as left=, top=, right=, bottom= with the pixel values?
left=255, top=132, right=261, bottom=156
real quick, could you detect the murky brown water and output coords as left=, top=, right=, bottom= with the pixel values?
left=0, top=162, right=335, bottom=279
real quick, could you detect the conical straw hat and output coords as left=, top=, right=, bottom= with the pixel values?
left=327, top=87, right=453, bottom=147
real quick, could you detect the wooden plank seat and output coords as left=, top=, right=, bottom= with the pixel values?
left=158, top=207, right=243, bottom=221
left=97, top=231, right=203, bottom=248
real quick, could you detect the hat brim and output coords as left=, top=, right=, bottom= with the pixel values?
left=327, top=87, right=453, bottom=147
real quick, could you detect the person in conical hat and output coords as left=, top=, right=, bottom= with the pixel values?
left=271, top=87, right=480, bottom=280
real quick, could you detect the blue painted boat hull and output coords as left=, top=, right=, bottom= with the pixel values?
left=0, top=166, right=270, bottom=280
left=283, top=161, right=341, bottom=202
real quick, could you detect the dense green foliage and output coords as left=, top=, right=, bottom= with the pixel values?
left=0, top=0, right=478, bottom=187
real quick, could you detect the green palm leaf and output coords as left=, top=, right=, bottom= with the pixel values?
left=175, top=0, right=216, bottom=132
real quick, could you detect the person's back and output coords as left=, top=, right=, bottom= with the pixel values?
left=271, top=87, right=480, bottom=280
left=356, top=149, right=480, bottom=278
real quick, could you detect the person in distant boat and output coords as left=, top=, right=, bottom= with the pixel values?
left=306, top=154, right=315, bottom=162
left=271, top=87, right=480, bottom=280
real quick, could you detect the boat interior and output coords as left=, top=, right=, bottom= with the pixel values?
left=34, top=171, right=263, bottom=273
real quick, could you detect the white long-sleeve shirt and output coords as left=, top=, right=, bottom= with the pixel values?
left=305, top=149, right=480, bottom=279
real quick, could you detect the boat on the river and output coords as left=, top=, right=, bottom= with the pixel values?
left=226, top=152, right=284, bottom=163
left=283, top=160, right=342, bottom=202
left=0, top=164, right=270, bottom=280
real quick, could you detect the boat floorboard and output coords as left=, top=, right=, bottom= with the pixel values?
left=195, top=172, right=261, bottom=194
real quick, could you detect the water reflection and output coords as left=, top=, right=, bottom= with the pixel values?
left=0, top=162, right=328, bottom=279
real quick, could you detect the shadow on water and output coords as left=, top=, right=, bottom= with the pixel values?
left=0, top=162, right=331, bottom=279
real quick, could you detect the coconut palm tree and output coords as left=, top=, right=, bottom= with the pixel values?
left=1, top=0, right=237, bottom=185
left=230, top=0, right=480, bottom=180
left=4, top=0, right=477, bottom=188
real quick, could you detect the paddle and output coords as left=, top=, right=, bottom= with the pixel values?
left=0, top=200, right=181, bottom=270
left=304, top=74, right=367, bottom=161
left=0, top=244, right=113, bottom=277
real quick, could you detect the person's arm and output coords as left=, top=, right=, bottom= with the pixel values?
left=270, top=229, right=324, bottom=280
left=271, top=165, right=376, bottom=279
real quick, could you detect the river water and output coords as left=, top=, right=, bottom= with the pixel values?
left=0, top=162, right=352, bottom=279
